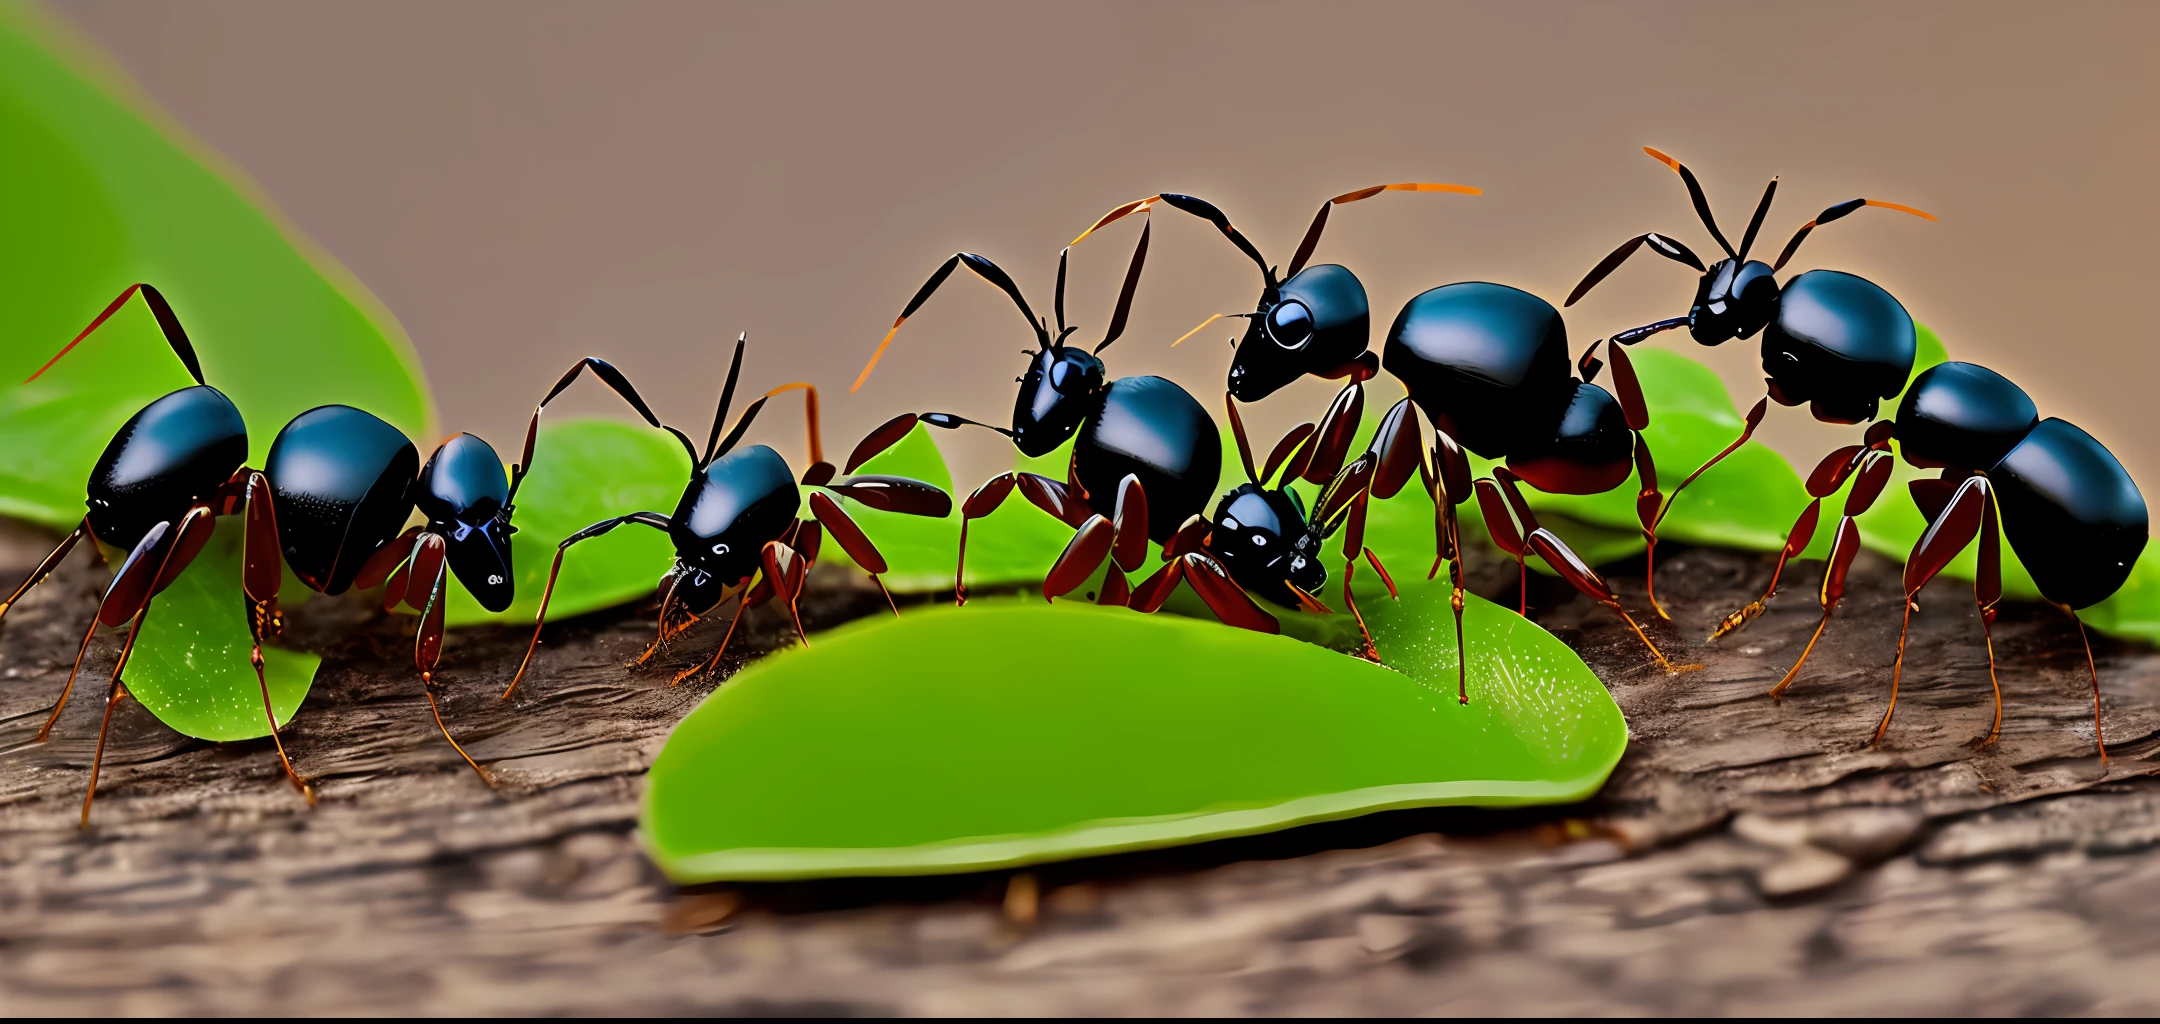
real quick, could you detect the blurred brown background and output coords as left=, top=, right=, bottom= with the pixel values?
left=51, top=0, right=2160, bottom=492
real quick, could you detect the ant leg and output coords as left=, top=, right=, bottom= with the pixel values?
left=1178, top=553, right=1280, bottom=634
left=38, top=514, right=197, bottom=742
left=81, top=676, right=131, bottom=829
left=1877, top=477, right=1990, bottom=746
left=1340, top=553, right=1381, bottom=664
left=78, top=507, right=215, bottom=827
left=671, top=594, right=752, bottom=687
left=1298, top=382, right=1366, bottom=485
left=1522, top=526, right=1697, bottom=675
left=1648, top=393, right=1772, bottom=572
left=408, top=542, right=493, bottom=786
left=1090, top=473, right=1152, bottom=606
left=1472, top=478, right=1531, bottom=614
left=1128, top=557, right=1187, bottom=613
left=237, top=473, right=311, bottom=801
left=954, top=471, right=1083, bottom=604
left=2071, top=609, right=2108, bottom=764
left=1596, top=345, right=1681, bottom=620
left=759, top=541, right=810, bottom=648
left=1261, top=423, right=1319, bottom=487
left=503, top=511, right=674, bottom=699
left=0, top=518, right=87, bottom=629
left=630, top=575, right=701, bottom=669
left=842, top=413, right=923, bottom=474
left=1770, top=451, right=1893, bottom=699
left=1044, top=515, right=1116, bottom=603
left=809, top=492, right=899, bottom=616
left=1975, top=487, right=2006, bottom=746
left=1712, top=442, right=1871, bottom=640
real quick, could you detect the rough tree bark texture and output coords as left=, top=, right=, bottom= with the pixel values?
left=2, top=518, right=2157, bottom=1015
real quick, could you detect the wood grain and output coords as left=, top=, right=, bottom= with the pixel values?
left=2, top=518, right=2158, bottom=1015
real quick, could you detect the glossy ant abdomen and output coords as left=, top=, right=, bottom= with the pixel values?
left=1566, top=147, right=1935, bottom=619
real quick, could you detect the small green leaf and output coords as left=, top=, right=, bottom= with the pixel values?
left=442, top=419, right=687, bottom=627
left=0, top=4, right=433, bottom=532
left=641, top=578, right=1625, bottom=882
left=123, top=529, right=318, bottom=742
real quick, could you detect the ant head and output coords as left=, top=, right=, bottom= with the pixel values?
left=1011, top=344, right=1106, bottom=457
left=668, top=444, right=802, bottom=612
left=1229, top=265, right=1372, bottom=402
left=1207, top=483, right=1326, bottom=610
left=1687, top=258, right=1780, bottom=345
left=416, top=433, right=517, bottom=612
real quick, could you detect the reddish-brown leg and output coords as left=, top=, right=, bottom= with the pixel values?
left=954, top=471, right=1081, bottom=604
left=1523, top=526, right=1695, bottom=675
left=761, top=541, right=810, bottom=648
left=1712, top=442, right=1872, bottom=641
left=1877, top=477, right=1990, bottom=746
left=2072, top=610, right=2109, bottom=764
left=1044, top=516, right=1116, bottom=602
left=809, top=491, right=900, bottom=616
left=406, top=537, right=493, bottom=785
left=39, top=514, right=192, bottom=742
left=237, top=473, right=311, bottom=801
left=1647, top=395, right=1773, bottom=603
left=1975, top=487, right=2006, bottom=746
left=78, top=506, right=217, bottom=828
left=504, top=511, right=674, bottom=699
left=1178, top=553, right=1279, bottom=634
left=671, top=593, right=753, bottom=687
left=0, top=517, right=87, bottom=628
left=1770, top=451, right=1893, bottom=699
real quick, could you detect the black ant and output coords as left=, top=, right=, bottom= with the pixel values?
left=1565, top=146, right=1935, bottom=619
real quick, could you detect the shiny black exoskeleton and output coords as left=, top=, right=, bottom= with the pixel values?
left=511, top=335, right=950, bottom=694
left=1207, top=483, right=1327, bottom=610
left=1742, top=359, right=2148, bottom=757
left=412, top=433, right=518, bottom=613
left=3, top=284, right=550, bottom=817
left=849, top=244, right=1219, bottom=543
left=1384, top=282, right=1635, bottom=495
left=1068, top=184, right=1480, bottom=403
left=1567, top=148, right=1935, bottom=426
left=1564, top=147, right=1937, bottom=618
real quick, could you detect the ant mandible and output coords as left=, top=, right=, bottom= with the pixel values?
left=1564, top=147, right=1936, bottom=619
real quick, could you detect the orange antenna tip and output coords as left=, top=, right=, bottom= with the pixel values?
left=1069, top=196, right=1157, bottom=246
left=1170, top=312, right=1233, bottom=349
left=1643, top=146, right=1682, bottom=172
left=850, top=321, right=906, bottom=393
left=1867, top=199, right=1938, bottom=221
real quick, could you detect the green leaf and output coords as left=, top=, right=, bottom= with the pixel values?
left=441, top=419, right=688, bottom=627
left=0, top=4, right=433, bottom=532
left=641, top=579, right=1625, bottom=882
left=123, top=528, right=319, bottom=742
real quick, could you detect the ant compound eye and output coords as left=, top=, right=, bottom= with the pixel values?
left=1251, top=533, right=1268, bottom=546
left=1266, top=300, right=1315, bottom=350
left=710, top=542, right=730, bottom=556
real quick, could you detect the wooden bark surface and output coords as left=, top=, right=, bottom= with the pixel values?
left=3, top=518, right=2159, bottom=1015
